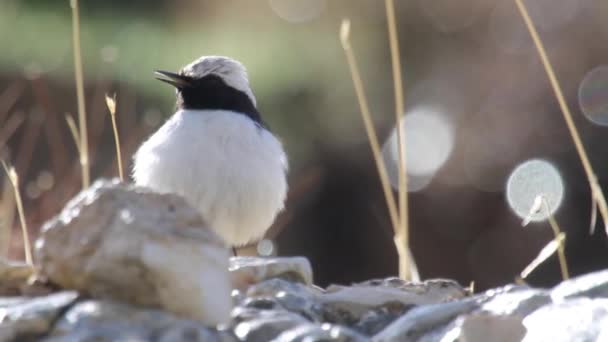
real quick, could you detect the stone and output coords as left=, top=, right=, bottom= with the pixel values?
left=232, top=308, right=309, bottom=341
left=271, top=323, right=370, bottom=342
left=522, top=298, right=608, bottom=341
left=352, top=303, right=413, bottom=336
left=230, top=256, right=313, bottom=290
left=459, top=312, right=526, bottom=342
left=0, top=291, right=79, bottom=341
left=551, top=269, right=608, bottom=300
left=34, top=179, right=232, bottom=325
left=481, top=287, right=550, bottom=316
left=245, top=278, right=324, bottom=322
left=0, top=258, right=34, bottom=296
left=47, top=299, right=227, bottom=341
left=321, top=278, right=466, bottom=321
left=372, top=298, right=480, bottom=341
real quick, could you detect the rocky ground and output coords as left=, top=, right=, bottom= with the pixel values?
left=0, top=179, right=607, bottom=341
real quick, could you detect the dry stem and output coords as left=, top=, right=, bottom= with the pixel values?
left=340, top=20, right=415, bottom=280
left=70, top=0, right=90, bottom=189
left=384, top=0, right=413, bottom=280
left=105, top=94, right=124, bottom=181
left=1, top=161, right=32, bottom=265
left=514, top=0, right=608, bottom=236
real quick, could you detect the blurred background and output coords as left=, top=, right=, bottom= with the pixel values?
left=1, top=0, right=608, bottom=291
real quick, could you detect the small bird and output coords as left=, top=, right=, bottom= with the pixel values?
left=133, top=56, right=288, bottom=246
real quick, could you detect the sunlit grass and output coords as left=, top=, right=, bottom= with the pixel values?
left=70, top=0, right=90, bottom=190
left=384, top=0, right=415, bottom=281
left=0, top=175, right=16, bottom=257
left=1, top=161, right=32, bottom=266
left=340, top=20, right=418, bottom=281
left=515, top=0, right=608, bottom=237
left=521, top=194, right=569, bottom=281
left=105, top=93, right=124, bottom=181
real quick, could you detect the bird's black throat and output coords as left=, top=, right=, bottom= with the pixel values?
left=176, top=74, right=265, bottom=127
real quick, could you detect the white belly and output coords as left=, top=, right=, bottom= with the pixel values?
left=132, top=109, right=288, bottom=246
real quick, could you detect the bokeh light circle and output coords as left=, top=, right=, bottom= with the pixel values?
left=269, top=0, right=325, bottom=23
left=506, top=159, right=564, bottom=222
left=578, top=65, right=608, bottom=126
left=256, top=239, right=275, bottom=256
left=382, top=106, right=455, bottom=192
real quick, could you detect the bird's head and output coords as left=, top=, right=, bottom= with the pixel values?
left=155, top=56, right=257, bottom=110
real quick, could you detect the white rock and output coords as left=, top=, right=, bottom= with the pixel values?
left=34, top=179, right=232, bottom=326
left=460, top=313, right=526, bottom=342
left=230, top=256, right=313, bottom=290
left=322, top=278, right=466, bottom=317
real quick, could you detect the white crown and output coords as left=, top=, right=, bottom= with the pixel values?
left=181, top=56, right=257, bottom=107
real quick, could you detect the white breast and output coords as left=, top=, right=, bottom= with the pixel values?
left=132, top=109, right=288, bottom=246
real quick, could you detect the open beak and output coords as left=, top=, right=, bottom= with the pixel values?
left=154, top=70, right=192, bottom=88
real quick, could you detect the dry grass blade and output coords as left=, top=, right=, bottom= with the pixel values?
left=70, top=0, right=90, bottom=189
left=0, top=176, right=16, bottom=257
left=340, top=20, right=414, bottom=280
left=384, top=0, right=412, bottom=280
left=590, top=190, right=598, bottom=234
left=543, top=198, right=569, bottom=280
left=65, top=113, right=81, bottom=154
left=514, top=0, right=608, bottom=237
left=521, top=232, right=565, bottom=279
left=521, top=194, right=543, bottom=227
left=1, top=161, right=32, bottom=265
left=105, top=94, right=124, bottom=181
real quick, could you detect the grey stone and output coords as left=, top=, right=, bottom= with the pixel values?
left=230, top=256, right=313, bottom=290
left=35, top=179, right=232, bottom=325
left=46, top=299, right=223, bottom=341
left=481, top=287, right=550, bottom=316
left=352, top=302, right=413, bottom=336
left=321, top=278, right=466, bottom=324
left=372, top=298, right=481, bottom=342
left=523, top=298, right=608, bottom=341
left=245, top=278, right=325, bottom=322
left=232, top=309, right=309, bottom=341
left=271, top=323, right=370, bottom=342
left=0, top=291, right=79, bottom=341
left=551, top=269, right=608, bottom=300
left=459, top=313, right=526, bottom=342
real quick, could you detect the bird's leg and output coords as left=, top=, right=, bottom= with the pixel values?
left=232, top=247, right=238, bottom=257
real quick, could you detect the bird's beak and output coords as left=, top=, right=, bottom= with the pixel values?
left=154, top=70, right=192, bottom=88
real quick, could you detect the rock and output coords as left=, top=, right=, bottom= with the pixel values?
left=230, top=256, right=313, bottom=290
left=47, top=299, right=228, bottom=341
left=232, top=308, right=309, bottom=341
left=372, top=298, right=480, bottom=341
left=481, top=286, right=550, bottom=316
left=321, top=278, right=466, bottom=321
left=271, top=323, right=370, bottom=342
left=34, top=179, right=232, bottom=325
left=0, top=291, right=79, bottom=341
left=352, top=303, right=413, bottom=336
left=522, top=298, right=608, bottom=341
left=245, top=278, right=324, bottom=322
left=459, top=312, right=526, bottom=342
left=0, top=258, right=34, bottom=296
left=551, top=269, right=608, bottom=300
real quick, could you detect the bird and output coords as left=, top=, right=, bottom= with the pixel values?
left=132, top=55, right=288, bottom=247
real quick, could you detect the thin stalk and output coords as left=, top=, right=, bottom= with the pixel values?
left=70, top=0, right=90, bottom=189
left=105, top=94, right=124, bottom=181
left=65, top=113, right=81, bottom=155
left=384, top=0, right=411, bottom=280
left=514, top=0, right=608, bottom=236
left=542, top=198, right=569, bottom=280
left=340, top=20, right=413, bottom=280
left=1, top=161, right=32, bottom=265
